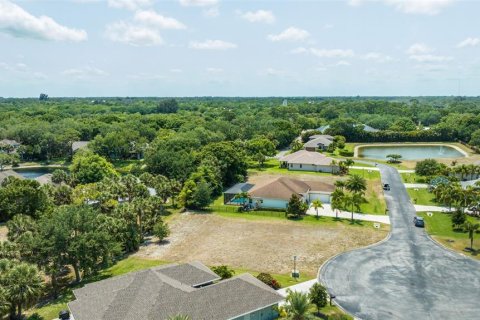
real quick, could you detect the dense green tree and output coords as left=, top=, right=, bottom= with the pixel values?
left=70, top=150, right=117, bottom=185
left=286, top=194, right=307, bottom=219
left=153, top=220, right=170, bottom=242
left=415, top=159, right=441, bottom=177
left=211, top=265, right=235, bottom=280
left=0, top=177, right=48, bottom=221
left=309, top=282, right=328, bottom=315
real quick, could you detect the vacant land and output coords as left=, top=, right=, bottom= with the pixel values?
left=135, top=213, right=388, bottom=276
left=0, top=224, right=7, bottom=241
left=419, top=211, right=480, bottom=260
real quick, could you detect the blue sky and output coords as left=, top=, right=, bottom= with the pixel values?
left=1, top=0, right=479, bottom=97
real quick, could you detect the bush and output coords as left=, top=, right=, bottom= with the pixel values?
left=256, top=273, right=281, bottom=289
left=211, top=265, right=235, bottom=280
left=415, top=159, right=440, bottom=177
left=153, top=220, right=170, bottom=242
left=339, top=150, right=354, bottom=157
left=27, top=313, right=45, bottom=320
left=451, top=211, right=466, bottom=230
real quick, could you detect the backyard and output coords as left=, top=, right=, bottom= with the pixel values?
left=418, top=211, right=480, bottom=260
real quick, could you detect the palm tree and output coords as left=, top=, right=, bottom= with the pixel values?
left=334, top=180, right=346, bottom=190
left=343, top=192, right=366, bottom=222
left=311, top=199, right=323, bottom=218
left=284, top=289, right=315, bottom=320
left=463, top=221, right=480, bottom=250
left=0, top=287, right=10, bottom=319
left=331, top=189, right=344, bottom=219
left=4, top=262, right=43, bottom=319
left=345, top=174, right=367, bottom=195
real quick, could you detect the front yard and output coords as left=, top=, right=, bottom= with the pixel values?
left=418, top=211, right=480, bottom=260
left=407, top=188, right=437, bottom=206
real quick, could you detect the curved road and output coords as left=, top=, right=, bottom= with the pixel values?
left=320, top=164, right=480, bottom=319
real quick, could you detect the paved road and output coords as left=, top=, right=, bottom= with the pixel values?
left=320, top=164, right=480, bottom=320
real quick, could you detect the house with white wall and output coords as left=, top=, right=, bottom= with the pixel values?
left=279, top=150, right=338, bottom=173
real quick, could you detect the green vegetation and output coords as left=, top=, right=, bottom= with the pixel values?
left=407, top=188, right=437, bottom=206
left=418, top=212, right=480, bottom=259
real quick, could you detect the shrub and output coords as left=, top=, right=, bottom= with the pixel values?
left=256, top=273, right=281, bottom=289
left=211, top=265, right=235, bottom=279
left=27, top=314, right=45, bottom=320
left=153, top=220, right=170, bottom=242
left=415, top=159, right=440, bottom=177
left=451, top=211, right=466, bottom=230
left=339, top=150, right=354, bottom=157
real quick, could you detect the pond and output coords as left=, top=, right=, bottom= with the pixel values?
left=357, top=144, right=466, bottom=161
left=13, top=167, right=65, bottom=179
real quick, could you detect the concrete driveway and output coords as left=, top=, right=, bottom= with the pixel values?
left=320, top=164, right=480, bottom=320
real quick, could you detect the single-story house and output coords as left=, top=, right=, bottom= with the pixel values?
left=316, top=125, right=330, bottom=133
left=0, top=139, right=21, bottom=153
left=71, top=141, right=90, bottom=153
left=304, top=135, right=334, bottom=151
left=68, top=261, right=283, bottom=320
left=279, top=150, right=339, bottom=173
left=316, top=124, right=379, bottom=133
left=249, top=177, right=334, bottom=209
left=223, top=182, right=255, bottom=204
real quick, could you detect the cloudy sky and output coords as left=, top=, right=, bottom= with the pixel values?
left=1, top=0, right=479, bottom=97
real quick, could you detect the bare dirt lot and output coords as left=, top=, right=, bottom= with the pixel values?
left=135, top=213, right=387, bottom=275
left=0, top=225, right=7, bottom=241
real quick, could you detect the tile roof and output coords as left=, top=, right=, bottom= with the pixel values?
left=304, top=136, right=334, bottom=149
left=68, top=262, right=283, bottom=320
left=279, top=150, right=336, bottom=166
left=249, top=177, right=334, bottom=201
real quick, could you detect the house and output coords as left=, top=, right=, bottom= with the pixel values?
left=316, top=125, right=330, bottom=133
left=316, top=124, right=379, bottom=133
left=304, top=135, right=334, bottom=151
left=0, top=139, right=21, bottom=153
left=279, top=150, right=339, bottom=173
left=68, top=261, right=283, bottom=320
left=223, top=182, right=255, bottom=204
left=248, top=177, right=334, bottom=209
left=71, top=141, right=90, bottom=153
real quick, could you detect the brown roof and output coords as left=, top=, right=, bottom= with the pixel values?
left=250, top=177, right=334, bottom=201
left=279, top=150, right=336, bottom=166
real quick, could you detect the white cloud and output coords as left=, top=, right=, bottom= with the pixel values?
left=457, top=37, right=480, bottom=48
left=189, top=39, right=237, bottom=50
left=179, top=0, right=218, bottom=7
left=335, top=60, right=351, bottom=66
left=385, top=0, right=455, bottom=15
left=268, top=27, right=310, bottom=42
left=349, top=0, right=455, bottom=15
left=409, top=54, right=453, bottom=62
left=108, top=0, right=152, bottom=10
left=241, top=10, right=275, bottom=24
left=363, top=52, right=393, bottom=62
left=63, top=66, right=108, bottom=79
left=134, top=10, right=186, bottom=29
left=105, top=21, right=163, bottom=46
left=310, top=48, right=355, bottom=58
left=406, top=43, right=433, bottom=55
left=203, top=7, right=220, bottom=17
left=290, top=47, right=308, bottom=54
left=0, top=0, right=87, bottom=41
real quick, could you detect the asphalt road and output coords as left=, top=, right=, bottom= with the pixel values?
left=320, top=164, right=480, bottom=320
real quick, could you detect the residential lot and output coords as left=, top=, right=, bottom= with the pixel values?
left=134, top=212, right=388, bottom=276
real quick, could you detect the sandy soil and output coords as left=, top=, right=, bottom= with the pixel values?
left=0, top=225, right=7, bottom=241
left=135, top=213, right=387, bottom=275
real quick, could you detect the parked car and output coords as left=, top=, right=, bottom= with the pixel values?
left=413, top=216, right=425, bottom=228
left=383, top=183, right=390, bottom=191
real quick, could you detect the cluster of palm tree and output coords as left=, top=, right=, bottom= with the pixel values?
left=331, top=175, right=368, bottom=221
left=432, top=182, right=480, bottom=214
left=449, top=163, right=480, bottom=181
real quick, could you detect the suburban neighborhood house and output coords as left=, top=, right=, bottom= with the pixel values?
left=224, top=177, right=334, bottom=209
left=279, top=150, right=339, bottom=173
left=0, top=139, right=21, bottom=153
left=303, top=134, right=334, bottom=151
left=316, top=123, right=379, bottom=133
left=68, top=261, right=283, bottom=320
left=71, top=141, right=90, bottom=153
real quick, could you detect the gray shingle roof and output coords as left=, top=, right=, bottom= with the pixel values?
left=280, top=150, right=336, bottom=166
left=304, top=136, right=334, bottom=149
left=0, top=170, right=23, bottom=184
left=68, top=262, right=283, bottom=320
left=72, top=141, right=90, bottom=152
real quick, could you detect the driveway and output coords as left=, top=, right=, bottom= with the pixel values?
left=307, top=204, right=390, bottom=224
left=320, top=164, right=480, bottom=320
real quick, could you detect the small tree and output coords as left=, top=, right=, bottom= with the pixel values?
left=309, top=282, right=328, bottom=315
left=284, top=289, right=314, bottom=320
left=463, top=221, right=480, bottom=250
left=386, top=154, right=402, bottom=164
left=211, top=265, right=235, bottom=280
left=451, top=210, right=466, bottom=230
left=286, top=194, right=307, bottom=219
left=153, top=220, right=170, bottom=242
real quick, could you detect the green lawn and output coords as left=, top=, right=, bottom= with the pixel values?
left=401, top=172, right=427, bottom=183
left=406, top=188, right=437, bottom=206
left=418, top=211, right=480, bottom=260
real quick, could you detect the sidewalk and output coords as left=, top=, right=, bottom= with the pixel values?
left=277, top=279, right=318, bottom=298
left=404, top=183, right=428, bottom=189
left=307, top=204, right=390, bottom=224
left=414, top=205, right=453, bottom=212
